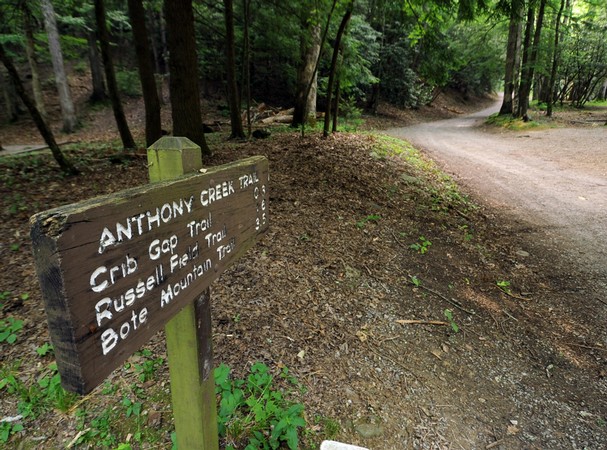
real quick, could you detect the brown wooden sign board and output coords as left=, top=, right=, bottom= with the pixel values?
left=30, top=156, right=269, bottom=394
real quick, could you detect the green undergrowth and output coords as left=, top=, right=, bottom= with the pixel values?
left=215, top=362, right=308, bottom=450
left=371, top=134, right=475, bottom=215
left=1, top=350, right=333, bottom=449
left=485, top=112, right=545, bottom=130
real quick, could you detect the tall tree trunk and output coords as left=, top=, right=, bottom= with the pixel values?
left=305, top=27, right=321, bottom=123
left=2, top=68, right=22, bottom=122
left=95, top=0, right=136, bottom=150
left=332, top=78, right=341, bottom=133
left=516, top=4, right=535, bottom=118
left=164, top=0, right=209, bottom=155
left=499, top=1, right=523, bottom=115
left=87, top=30, right=107, bottom=102
left=512, top=14, right=523, bottom=113
left=292, top=20, right=321, bottom=127
left=323, top=1, right=353, bottom=137
left=293, top=0, right=338, bottom=132
left=223, top=0, right=245, bottom=139
left=0, top=42, right=78, bottom=175
left=127, top=0, right=162, bottom=147
left=22, top=2, right=47, bottom=119
left=40, top=0, right=78, bottom=133
left=242, top=0, right=251, bottom=137
left=517, top=0, right=546, bottom=118
left=546, top=0, right=565, bottom=117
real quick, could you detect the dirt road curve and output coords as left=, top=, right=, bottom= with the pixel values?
left=385, top=102, right=607, bottom=288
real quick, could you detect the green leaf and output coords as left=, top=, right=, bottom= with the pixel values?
left=286, top=404, right=304, bottom=416
left=285, top=426, right=299, bottom=450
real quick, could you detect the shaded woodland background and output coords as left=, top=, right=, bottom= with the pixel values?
left=1, top=0, right=607, bottom=168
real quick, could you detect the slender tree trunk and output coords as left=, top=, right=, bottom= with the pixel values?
left=87, top=30, right=107, bottom=102
left=516, top=4, right=535, bottom=118
left=323, top=1, right=353, bottom=137
left=292, top=20, right=321, bottom=127
left=294, top=0, right=338, bottom=133
left=332, top=78, right=341, bottom=133
left=499, top=1, right=523, bottom=115
left=0, top=42, right=78, bottom=175
left=518, top=0, right=546, bottom=118
left=305, top=25, right=320, bottom=124
left=546, top=0, right=565, bottom=117
left=164, top=0, right=209, bottom=155
left=242, top=0, right=251, bottom=137
left=95, top=0, right=136, bottom=150
left=127, top=0, right=162, bottom=147
left=40, top=0, right=78, bottom=132
left=22, top=3, right=47, bottom=119
left=2, top=68, right=22, bottom=122
left=512, top=15, right=523, bottom=112
left=223, top=0, right=245, bottom=139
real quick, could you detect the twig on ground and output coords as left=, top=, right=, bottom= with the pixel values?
left=486, top=438, right=505, bottom=449
left=417, top=283, right=476, bottom=315
left=566, top=342, right=607, bottom=353
left=396, top=319, right=449, bottom=326
left=497, top=286, right=530, bottom=301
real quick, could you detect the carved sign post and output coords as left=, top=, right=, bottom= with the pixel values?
left=30, top=137, right=269, bottom=449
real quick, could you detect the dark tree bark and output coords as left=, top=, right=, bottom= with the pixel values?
left=0, top=42, right=78, bottom=175
left=546, top=0, right=565, bottom=117
left=87, top=30, right=107, bottom=102
left=2, top=69, right=22, bottom=122
left=323, top=1, right=353, bottom=137
left=95, top=0, right=136, bottom=150
left=223, top=0, right=245, bottom=139
left=516, top=5, right=534, bottom=118
left=332, top=78, right=341, bottom=133
left=242, top=0, right=251, bottom=136
left=21, top=1, right=47, bottom=119
left=127, top=0, right=162, bottom=147
left=499, top=1, right=523, bottom=115
left=164, top=0, right=209, bottom=155
left=517, top=0, right=546, bottom=118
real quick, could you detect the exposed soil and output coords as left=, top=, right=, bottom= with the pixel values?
left=1, top=92, right=607, bottom=450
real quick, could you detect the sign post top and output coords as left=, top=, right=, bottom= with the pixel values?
left=148, top=136, right=203, bottom=183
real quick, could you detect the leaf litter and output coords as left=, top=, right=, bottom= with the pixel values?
left=1, top=106, right=606, bottom=448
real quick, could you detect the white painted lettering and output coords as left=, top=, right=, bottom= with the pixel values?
left=100, top=308, right=149, bottom=356
left=98, top=197, right=196, bottom=253
left=101, top=329, right=118, bottom=355
left=95, top=297, right=113, bottom=326
left=90, top=266, right=108, bottom=293
left=200, top=181, right=234, bottom=206
left=115, top=221, right=132, bottom=243
left=98, top=228, right=116, bottom=254
left=146, top=208, right=161, bottom=229
left=205, top=226, right=227, bottom=248
left=187, top=213, right=212, bottom=237
left=148, top=235, right=178, bottom=260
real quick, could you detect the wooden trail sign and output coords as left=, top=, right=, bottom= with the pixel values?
left=31, top=146, right=269, bottom=395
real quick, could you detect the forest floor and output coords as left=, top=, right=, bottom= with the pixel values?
left=1, top=91, right=607, bottom=450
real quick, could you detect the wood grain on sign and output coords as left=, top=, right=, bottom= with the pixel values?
left=30, top=156, right=269, bottom=394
